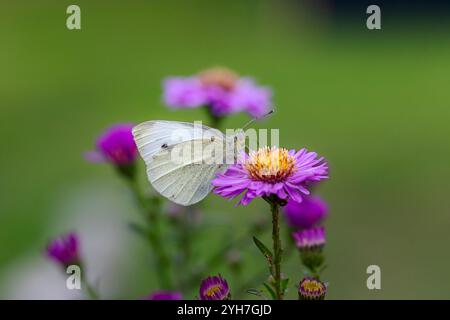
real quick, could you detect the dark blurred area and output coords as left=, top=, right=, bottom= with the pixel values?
left=305, top=0, right=450, bottom=33
left=314, top=0, right=450, bottom=17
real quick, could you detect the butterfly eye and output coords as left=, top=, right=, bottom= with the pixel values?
left=234, top=136, right=238, bottom=142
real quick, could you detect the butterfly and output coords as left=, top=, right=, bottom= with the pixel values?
left=132, top=120, right=245, bottom=206
left=132, top=111, right=273, bottom=206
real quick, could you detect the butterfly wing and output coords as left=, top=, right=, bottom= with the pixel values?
left=147, top=139, right=227, bottom=205
left=133, top=120, right=223, bottom=162
left=132, top=121, right=226, bottom=206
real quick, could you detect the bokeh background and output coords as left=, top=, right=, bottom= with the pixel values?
left=1, top=0, right=450, bottom=299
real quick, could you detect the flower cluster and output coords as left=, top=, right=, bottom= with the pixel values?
left=44, top=66, right=333, bottom=301
left=212, top=144, right=329, bottom=300
left=281, top=182, right=329, bottom=297
left=163, top=67, right=272, bottom=118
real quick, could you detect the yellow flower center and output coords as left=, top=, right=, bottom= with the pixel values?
left=302, top=280, right=324, bottom=293
left=198, top=66, right=239, bottom=91
left=205, top=284, right=222, bottom=297
left=244, top=147, right=297, bottom=183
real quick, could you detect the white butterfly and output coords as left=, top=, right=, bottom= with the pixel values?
left=132, top=120, right=246, bottom=206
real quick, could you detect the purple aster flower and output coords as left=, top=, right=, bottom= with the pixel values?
left=163, top=77, right=206, bottom=108
left=46, top=232, right=80, bottom=267
left=284, top=196, right=328, bottom=229
left=199, top=275, right=230, bottom=300
left=85, top=123, right=137, bottom=166
left=162, top=67, right=272, bottom=118
left=292, top=226, right=326, bottom=250
left=227, top=78, right=273, bottom=118
left=212, top=146, right=328, bottom=206
left=145, top=290, right=183, bottom=300
left=298, top=277, right=327, bottom=300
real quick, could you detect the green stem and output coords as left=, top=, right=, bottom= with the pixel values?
left=172, top=208, right=193, bottom=290
left=147, top=225, right=173, bottom=289
left=126, top=178, right=148, bottom=213
left=125, top=177, right=173, bottom=289
left=270, top=201, right=283, bottom=300
left=82, top=278, right=100, bottom=300
left=204, top=105, right=224, bottom=129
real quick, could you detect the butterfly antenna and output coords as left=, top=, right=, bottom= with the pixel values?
left=241, top=108, right=275, bottom=130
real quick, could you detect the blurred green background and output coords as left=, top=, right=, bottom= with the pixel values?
left=1, top=0, right=450, bottom=299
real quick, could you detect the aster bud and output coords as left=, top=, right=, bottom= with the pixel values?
left=45, top=232, right=80, bottom=269
left=199, top=275, right=231, bottom=300
left=298, top=277, right=327, bottom=300
left=293, top=227, right=326, bottom=272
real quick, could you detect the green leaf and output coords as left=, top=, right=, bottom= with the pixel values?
left=253, top=236, right=273, bottom=262
left=246, top=288, right=264, bottom=298
left=263, top=282, right=276, bottom=300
